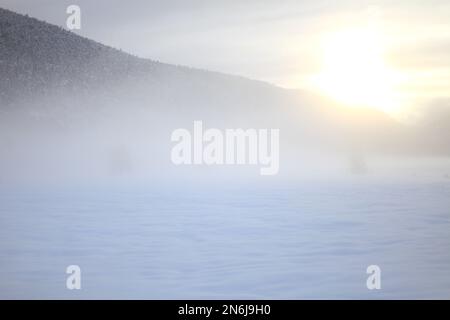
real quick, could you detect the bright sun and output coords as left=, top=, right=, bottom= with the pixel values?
left=311, top=28, right=403, bottom=114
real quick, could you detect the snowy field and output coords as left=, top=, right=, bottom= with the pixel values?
left=1, top=179, right=450, bottom=299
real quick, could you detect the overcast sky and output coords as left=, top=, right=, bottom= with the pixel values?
left=2, top=0, right=450, bottom=118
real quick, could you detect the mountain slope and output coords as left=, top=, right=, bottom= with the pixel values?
left=0, top=7, right=148, bottom=103
left=0, top=7, right=282, bottom=108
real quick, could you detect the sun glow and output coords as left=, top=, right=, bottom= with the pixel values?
left=311, top=28, right=404, bottom=114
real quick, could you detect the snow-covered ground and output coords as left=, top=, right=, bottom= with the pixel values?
left=1, top=179, right=450, bottom=299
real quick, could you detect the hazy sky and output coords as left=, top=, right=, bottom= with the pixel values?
left=2, top=0, right=450, bottom=118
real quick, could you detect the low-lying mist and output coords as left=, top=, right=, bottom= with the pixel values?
left=1, top=7, right=449, bottom=189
